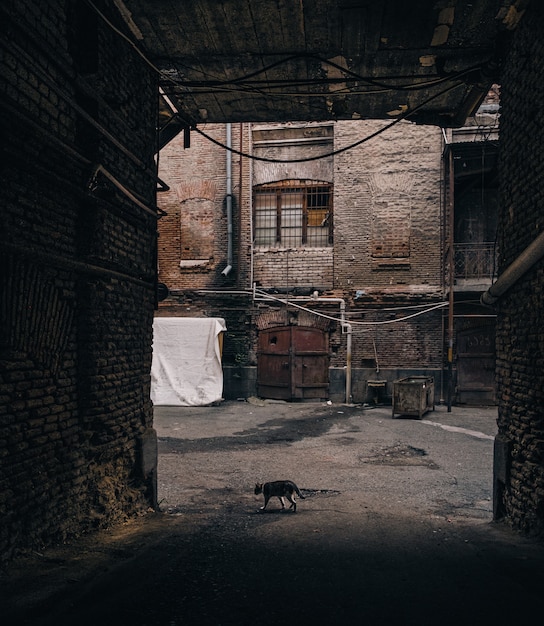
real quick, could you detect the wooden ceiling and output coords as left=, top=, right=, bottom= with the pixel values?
left=116, top=0, right=528, bottom=127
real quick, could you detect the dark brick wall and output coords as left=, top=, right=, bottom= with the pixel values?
left=495, top=1, right=544, bottom=536
left=0, top=0, right=158, bottom=559
left=345, top=307, right=443, bottom=371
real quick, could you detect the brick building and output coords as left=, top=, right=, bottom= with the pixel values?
left=1, top=0, right=159, bottom=559
left=156, top=105, right=498, bottom=406
left=1, top=0, right=544, bottom=557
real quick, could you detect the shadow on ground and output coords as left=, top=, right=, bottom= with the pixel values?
left=3, top=401, right=544, bottom=625
left=4, top=509, right=543, bottom=626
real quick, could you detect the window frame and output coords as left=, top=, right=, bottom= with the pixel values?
left=253, top=179, right=333, bottom=248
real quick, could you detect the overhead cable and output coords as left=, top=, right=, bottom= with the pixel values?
left=193, top=80, right=470, bottom=164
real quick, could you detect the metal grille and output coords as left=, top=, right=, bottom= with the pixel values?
left=254, top=180, right=332, bottom=247
left=454, top=242, right=497, bottom=280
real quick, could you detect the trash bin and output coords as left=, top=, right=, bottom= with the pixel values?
left=392, top=376, right=434, bottom=419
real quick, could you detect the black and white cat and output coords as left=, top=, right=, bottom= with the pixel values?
left=254, top=480, right=305, bottom=512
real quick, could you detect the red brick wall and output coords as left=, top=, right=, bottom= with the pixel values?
left=157, top=123, right=251, bottom=291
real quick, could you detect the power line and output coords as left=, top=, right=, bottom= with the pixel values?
left=193, top=80, right=468, bottom=164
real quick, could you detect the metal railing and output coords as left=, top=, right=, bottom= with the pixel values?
left=454, top=242, right=497, bottom=281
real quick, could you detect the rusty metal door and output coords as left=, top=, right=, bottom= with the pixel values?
left=456, top=322, right=496, bottom=404
left=257, top=326, right=329, bottom=400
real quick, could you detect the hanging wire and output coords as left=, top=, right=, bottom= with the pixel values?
left=193, top=80, right=470, bottom=164
left=171, top=56, right=483, bottom=94
left=86, top=0, right=486, bottom=167
left=252, top=288, right=449, bottom=326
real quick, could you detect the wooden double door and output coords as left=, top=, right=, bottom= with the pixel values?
left=456, top=321, right=496, bottom=404
left=257, top=326, right=329, bottom=400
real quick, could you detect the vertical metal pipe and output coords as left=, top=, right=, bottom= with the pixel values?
left=447, top=148, right=455, bottom=412
left=339, top=300, right=352, bottom=404
left=221, top=123, right=233, bottom=276
left=345, top=323, right=352, bottom=404
left=249, top=124, right=254, bottom=288
left=238, top=122, right=243, bottom=279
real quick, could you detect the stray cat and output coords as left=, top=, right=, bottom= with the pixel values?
left=254, top=480, right=305, bottom=512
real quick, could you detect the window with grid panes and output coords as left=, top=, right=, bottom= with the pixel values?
left=254, top=180, right=332, bottom=247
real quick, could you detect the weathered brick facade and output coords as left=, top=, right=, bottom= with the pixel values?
left=157, top=124, right=249, bottom=289
left=0, top=0, right=158, bottom=559
left=157, top=119, right=445, bottom=402
left=494, top=1, right=544, bottom=536
left=333, top=120, right=444, bottom=383
left=2, top=0, right=543, bottom=555
left=333, top=120, right=444, bottom=291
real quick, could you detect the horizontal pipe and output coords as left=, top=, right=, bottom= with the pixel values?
left=90, top=165, right=161, bottom=218
left=481, top=229, right=544, bottom=305
left=3, top=241, right=155, bottom=288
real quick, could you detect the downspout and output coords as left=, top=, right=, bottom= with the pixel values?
left=238, top=122, right=243, bottom=278
left=249, top=123, right=254, bottom=288
left=221, top=123, right=233, bottom=276
left=481, top=229, right=544, bottom=305
left=252, top=291, right=353, bottom=404
left=340, top=300, right=353, bottom=405
left=447, top=147, right=455, bottom=412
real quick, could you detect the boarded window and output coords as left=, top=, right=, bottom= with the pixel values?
left=180, top=198, right=214, bottom=260
left=371, top=204, right=411, bottom=258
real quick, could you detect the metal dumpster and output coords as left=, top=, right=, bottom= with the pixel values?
left=392, top=376, right=434, bottom=419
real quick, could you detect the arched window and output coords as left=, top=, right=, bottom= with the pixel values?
left=254, top=180, right=333, bottom=247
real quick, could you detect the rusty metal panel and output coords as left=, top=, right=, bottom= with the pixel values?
left=292, top=327, right=329, bottom=399
left=456, top=323, right=496, bottom=404
left=257, top=328, right=291, bottom=399
left=258, top=326, right=329, bottom=400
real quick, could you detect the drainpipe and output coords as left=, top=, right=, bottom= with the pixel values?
left=340, top=299, right=353, bottom=404
left=481, top=229, right=544, bottom=305
left=447, top=147, right=455, bottom=412
left=221, top=123, right=233, bottom=276
left=249, top=123, right=254, bottom=289
left=345, top=324, right=352, bottom=404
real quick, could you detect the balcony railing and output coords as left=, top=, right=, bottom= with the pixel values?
left=454, top=242, right=497, bottom=281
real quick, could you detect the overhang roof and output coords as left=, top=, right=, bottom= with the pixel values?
left=116, top=1, right=528, bottom=128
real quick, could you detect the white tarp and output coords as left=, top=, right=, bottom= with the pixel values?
left=151, top=317, right=226, bottom=406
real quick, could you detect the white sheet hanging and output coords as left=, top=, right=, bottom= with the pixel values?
left=151, top=317, right=226, bottom=406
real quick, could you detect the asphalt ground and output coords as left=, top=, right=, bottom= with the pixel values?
left=4, top=399, right=544, bottom=626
